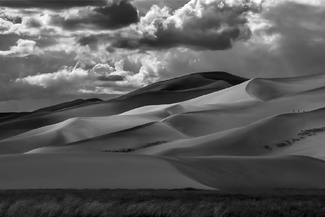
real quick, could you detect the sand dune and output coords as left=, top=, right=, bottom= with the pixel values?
left=246, top=73, right=325, bottom=101
left=0, top=99, right=102, bottom=124
left=123, top=80, right=260, bottom=117
left=0, top=72, right=246, bottom=140
left=0, top=115, right=156, bottom=154
left=16, top=87, right=325, bottom=154
left=1, top=71, right=325, bottom=190
left=138, top=108, right=325, bottom=157
left=4, top=75, right=325, bottom=156
left=172, top=156, right=325, bottom=190
left=117, top=71, right=247, bottom=99
left=124, top=76, right=325, bottom=120
left=162, top=86, right=325, bottom=137
left=28, top=122, right=188, bottom=154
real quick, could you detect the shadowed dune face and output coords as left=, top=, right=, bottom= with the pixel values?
left=170, top=156, right=325, bottom=190
left=0, top=153, right=211, bottom=190
left=1, top=71, right=325, bottom=190
left=116, top=71, right=247, bottom=99
left=0, top=153, right=324, bottom=190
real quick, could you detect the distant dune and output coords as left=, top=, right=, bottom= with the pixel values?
left=0, top=71, right=247, bottom=140
left=1, top=71, right=325, bottom=190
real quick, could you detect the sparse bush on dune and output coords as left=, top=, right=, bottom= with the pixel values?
left=272, top=126, right=325, bottom=148
left=105, top=148, right=135, bottom=153
left=103, top=141, right=168, bottom=153
left=143, top=140, right=168, bottom=147
left=0, top=189, right=325, bottom=217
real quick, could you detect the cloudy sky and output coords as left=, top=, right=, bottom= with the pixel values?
left=0, top=0, right=324, bottom=111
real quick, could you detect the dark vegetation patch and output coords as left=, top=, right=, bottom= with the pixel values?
left=275, top=126, right=325, bottom=148
left=263, top=145, right=272, bottom=151
left=103, top=140, right=168, bottom=153
left=0, top=189, right=324, bottom=216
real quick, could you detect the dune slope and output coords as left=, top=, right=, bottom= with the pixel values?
left=0, top=153, right=210, bottom=189
left=138, top=108, right=325, bottom=157
left=5, top=77, right=325, bottom=156
left=0, top=71, right=247, bottom=140
left=0, top=153, right=324, bottom=190
left=246, top=73, right=325, bottom=101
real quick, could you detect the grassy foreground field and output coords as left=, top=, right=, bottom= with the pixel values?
left=0, top=189, right=324, bottom=217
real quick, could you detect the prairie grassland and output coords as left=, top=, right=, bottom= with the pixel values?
left=0, top=189, right=324, bottom=217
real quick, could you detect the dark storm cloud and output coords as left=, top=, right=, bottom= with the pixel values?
left=112, top=27, right=243, bottom=50
left=97, top=74, right=125, bottom=81
left=77, top=35, right=98, bottom=46
left=109, top=0, right=262, bottom=51
left=25, top=17, right=42, bottom=28
left=0, top=0, right=108, bottom=9
left=170, top=1, right=325, bottom=79
left=50, top=1, right=139, bottom=30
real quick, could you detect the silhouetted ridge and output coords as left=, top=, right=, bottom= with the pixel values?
left=0, top=112, right=29, bottom=123
left=0, top=98, right=102, bottom=124
left=196, top=71, right=248, bottom=85
left=33, top=98, right=103, bottom=113
left=116, top=71, right=248, bottom=99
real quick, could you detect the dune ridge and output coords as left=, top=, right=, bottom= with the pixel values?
left=246, top=73, right=325, bottom=101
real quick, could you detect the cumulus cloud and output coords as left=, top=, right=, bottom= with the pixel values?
left=0, top=0, right=108, bottom=9
left=132, top=0, right=189, bottom=15
left=15, top=53, right=164, bottom=96
left=109, top=0, right=264, bottom=51
left=0, top=39, right=40, bottom=57
left=0, top=13, right=22, bottom=24
left=0, top=12, right=63, bottom=52
left=160, top=0, right=325, bottom=78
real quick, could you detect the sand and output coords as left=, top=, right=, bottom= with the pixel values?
left=1, top=72, right=325, bottom=190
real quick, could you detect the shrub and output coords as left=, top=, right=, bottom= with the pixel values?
left=103, top=141, right=168, bottom=153
left=274, top=126, right=325, bottom=148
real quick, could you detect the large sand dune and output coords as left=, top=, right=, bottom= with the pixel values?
left=1, top=71, right=325, bottom=190
left=0, top=71, right=245, bottom=139
left=7, top=86, right=325, bottom=155
left=0, top=115, right=157, bottom=154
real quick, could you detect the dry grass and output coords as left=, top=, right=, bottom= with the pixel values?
left=0, top=189, right=324, bottom=216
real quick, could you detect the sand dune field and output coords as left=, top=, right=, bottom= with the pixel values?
left=1, top=72, right=325, bottom=190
